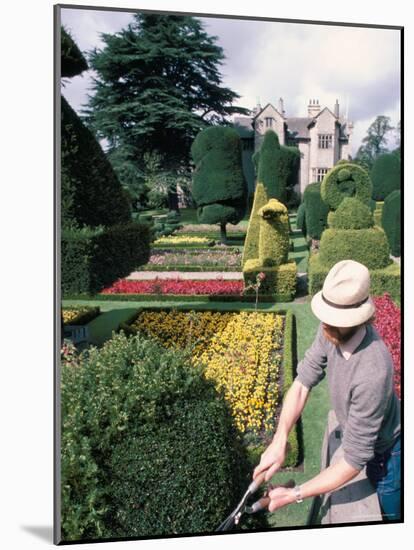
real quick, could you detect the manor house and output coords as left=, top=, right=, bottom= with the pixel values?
left=233, top=98, right=354, bottom=196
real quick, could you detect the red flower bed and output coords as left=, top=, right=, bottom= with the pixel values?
left=101, top=278, right=244, bottom=296
left=373, top=293, right=401, bottom=399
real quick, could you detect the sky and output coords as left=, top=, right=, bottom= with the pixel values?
left=60, top=7, right=401, bottom=155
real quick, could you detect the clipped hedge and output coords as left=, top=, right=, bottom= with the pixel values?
left=329, top=197, right=374, bottom=230
left=257, top=130, right=286, bottom=202
left=61, top=332, right=256, bottom=541
left=242, top=182, right=268, bottom=267
left=318, top=226, right=391, bottom=270
left=371, top=153, right=401, bottom=201
left=258, top=199, right=289, bottom=266
left=303, top=182, right=329, bottom=239
left=382, top=190, right=401, bottom=257
left=308, top=254, right=400, bottom=303
left=61, top=222, right=151, bottom=296
left=243, top=259, right=297, bottom=301
left=321, top=162, right=372, bottom=210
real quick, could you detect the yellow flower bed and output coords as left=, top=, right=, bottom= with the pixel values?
left=130, top=310, right=284, bottom=435
left=62, top=310, right=80, bottom=324
left=154, top=235, right=213, bottom=245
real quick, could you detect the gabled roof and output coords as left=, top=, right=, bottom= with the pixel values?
left=312, top=106, right=338, bottom=120
left=252, top=103, right=284, bottom=120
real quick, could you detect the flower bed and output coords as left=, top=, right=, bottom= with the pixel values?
left=177, top=223, right=247, bottom=233
left=62, top=306, right=100, bottom=326
left=372, top=293, right=401, bottom=398
left=123, top=309, right=284, bottom=436
left=101, top=278, right=244, bottom=295
left=153, top=235, right=215, bottom=247
left=144, top=249, right=242, bottom=269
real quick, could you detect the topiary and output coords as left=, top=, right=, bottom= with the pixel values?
left=257, top=199, right=289, bottom=266
left=329, top=197, right=374, bottom=229
left=321, top=162, right=372, bottom=210
left=257, top=130, right=286, bottom=202
left=242, top=182, right=268, bottom=267
left=303, top=182, right=329, bottom=239
left=296, top=203, right=307, bottom=237
left=381, top=190, right=401, bottom=257
left=371, top=153, right=401, bottom=201
left=61, top=26, right=88, bottom=78
left=61, top=332, right=256, bottom=541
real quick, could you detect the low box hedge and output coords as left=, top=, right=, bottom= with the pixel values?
left=308, top=253, right=400, bottom=303
left=243, top=259, right=297, bottom=301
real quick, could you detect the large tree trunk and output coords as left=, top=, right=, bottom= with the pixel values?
left=220, top=222, right=227, bottom=245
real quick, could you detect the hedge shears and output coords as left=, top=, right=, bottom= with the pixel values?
left=216, top=471, right=295, bottom=532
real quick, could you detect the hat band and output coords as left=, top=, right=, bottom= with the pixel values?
left=321, top=294, right=369, bottom=309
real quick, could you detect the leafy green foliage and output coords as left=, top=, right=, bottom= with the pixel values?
left=296, top=203, right=307, bottom=237
left=303, top=182, right=329, bottom=239
left=84, top=13, right=248, bottom=180
left=61, top=96, right=132, bottom=228
left=191, top=126, right=247, bottom=238
left=321, top=162, right=372, bottom=210
left=257, top=131, right=285, bottom=202
left=319, top=226, right=391, bottom=270
left=61, top=26, right=88, bottom=78
left=243, top=259, right=297, bottom=301
left=258, top=199, right=289, bottom=266
left=354, top=116, right=395, bottom=171
left=61, top=222, right=151, bottom=295
left=371, top=153, right=401, bottom=201
left=242, top=183, right=268, bottom=267
left=329, top=197, right=374, bottom=230
left=381, top=190, right=401, bottom=257
left=61, top=332, right=254, bottom=540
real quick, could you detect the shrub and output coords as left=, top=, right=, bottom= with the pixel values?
left=61, top=26, right=88, bottom=78
left=303, top=182, right=329, bottom=238
left=329, top=197, right=374, bottom=229
left=61, top=222, right=151, bottom=295
left=371, top=153, right=401, bottom=201
left=243, top=259, right=297, bottom=301
left=191, top=126, right=247, bottom=238
left=308, top=254, right=400, bottom=303
left=381, top=190, right=401, bottom=257
left=296, top=203, right=307, bottom=237
left=258, top=199, right=289, bottom=266
left=242, top=182, right=268, bottom=267
left=257, top=130, right=286, bottom=202
left=321, top=162, right=372, bottom=210
left=61, top=332, right=256, bottom=541
left=319, top=226, right=391, bottom=270
left=61, top=97, right=132, bottom=228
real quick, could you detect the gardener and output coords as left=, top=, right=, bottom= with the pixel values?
left=253, top=259, right=401, bottom=522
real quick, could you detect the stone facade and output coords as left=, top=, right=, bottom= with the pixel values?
left=233, top=98, right=353, bottom=197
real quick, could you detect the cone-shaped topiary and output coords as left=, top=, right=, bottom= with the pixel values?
left=257, top=199, right=289, bottom=267
left=371, top=153, right=401, bottom=201
left=61, top=27, right=88, bottom=78
left=303, top=182, right=329, bottom=239
left=321, top=162, right=372, bottom=210
left=242, top=182, right=268, bottom=267
left=381, top=190, right=401, bottom=257
left=329, top=197, right=374, bottom=230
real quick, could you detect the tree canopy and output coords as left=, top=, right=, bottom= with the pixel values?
left=83, top=13, right=248, bottom=181
left=354, top=115, right=395, bottom=171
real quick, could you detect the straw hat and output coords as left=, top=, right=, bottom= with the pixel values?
left=311, top=260, right=376, bottom=327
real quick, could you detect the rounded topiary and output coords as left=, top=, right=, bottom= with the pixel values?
left=303, top=182, right=329, bottom=239
left=296, top=203, right=307, bottom=237
left=381, top=190, right=401, bottom=257
left=321, top=162, right=372, bottom=210
left=319, top=226, right=391, bottom=270
left=257, top=199, right=289, bottom=266
left=61, top=332, right=254, bottom=541
left=371, top=153, right=401, bottom=201
left=330, top=197, right=374, bottom=230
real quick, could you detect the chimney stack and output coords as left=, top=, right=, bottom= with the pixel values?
left=308, top=98, right=321, bottom=117
left=278, top=97, right=285, bottom=117
left=334, top=99, right=340, bottom=118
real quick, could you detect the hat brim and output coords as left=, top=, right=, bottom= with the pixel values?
left=311, top=291, right=376, bottom=327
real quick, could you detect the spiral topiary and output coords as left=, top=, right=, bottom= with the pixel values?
left=321, top=162, right=372, bottom=210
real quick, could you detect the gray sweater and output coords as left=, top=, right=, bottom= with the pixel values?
left=294, top=322, right=400, bottom=470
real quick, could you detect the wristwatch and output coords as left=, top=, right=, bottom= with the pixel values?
left=293, top=484, right=303, bottom=503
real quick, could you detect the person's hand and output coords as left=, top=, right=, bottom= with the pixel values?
left=267, top=486, right=296, bottom=512
left=253, top=437, right=288, bottom=482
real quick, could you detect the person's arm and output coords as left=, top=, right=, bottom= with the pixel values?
left=253, top=380, right=309, bottom=482
left=267, top=458, right=360, bottom=512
